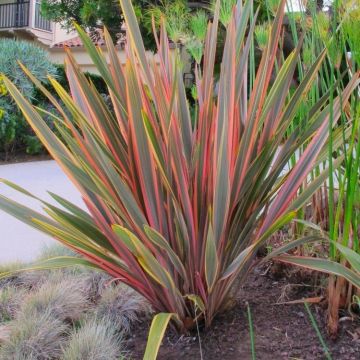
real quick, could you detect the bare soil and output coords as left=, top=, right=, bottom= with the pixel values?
left=127, top=266, right=360, bottom=360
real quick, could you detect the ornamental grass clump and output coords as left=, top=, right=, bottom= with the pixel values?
left=62, top=318, right=124, bottom=360
left=20, top=276, right=88, bottom=322
left=0, top=287, right=26, bottom=323
left=0, top=311, right=67, bottom=360
left=0, top=0, right=359, bottom=332
left=94, top=284, right=150, bottom=334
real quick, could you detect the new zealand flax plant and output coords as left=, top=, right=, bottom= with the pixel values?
left=0, top=0, right=359, bottom=333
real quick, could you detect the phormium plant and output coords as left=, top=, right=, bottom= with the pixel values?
left=0, top=0, right=359, bottom=332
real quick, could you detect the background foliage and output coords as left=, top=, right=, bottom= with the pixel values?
left=0, top=40, right=57, bottom=156
left=0, top=43, right=108, bottom=159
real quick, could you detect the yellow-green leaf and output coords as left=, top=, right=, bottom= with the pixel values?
left=0, top=256, right=100, bottom=280
left=143, top=313, right=176, bottom=360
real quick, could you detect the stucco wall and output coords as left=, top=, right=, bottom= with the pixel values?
left=49, top=47, right=162, bottom=75
left=49, top=46, right=191, bottom=75
left=29, top=27, right=53, bottom=45
left=53, top=23, right=77, bottom=43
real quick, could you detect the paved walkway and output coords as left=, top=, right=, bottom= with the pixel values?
left=0, top=161, right=83, bottom=263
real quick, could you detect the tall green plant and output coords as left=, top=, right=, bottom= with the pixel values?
left=267, top=0, right=360, bottom=337
left=144, top=0, right=190, bottom=43
left=186, top=10, right=209, bottom=63
left=0, top=0, right=358, bottom=332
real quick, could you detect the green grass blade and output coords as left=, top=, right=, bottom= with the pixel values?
left=304, top=303, right=332, bottom=360
left=247, top=302, right=256, bottom=360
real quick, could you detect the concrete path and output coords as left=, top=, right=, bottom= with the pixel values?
left=0, top=161, right=83, bottom=263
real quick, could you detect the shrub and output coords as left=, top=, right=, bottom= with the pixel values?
left=0, top=40, right=55, bottom=98
left=0, top=39, right=57, bottom=156
left=94, top=285, right=149, bottom=334
left=0, top=311, right=67, bottom=360
left=62, top=318, right=124, bottom=360
left=0, top=0, right=359, bottom=331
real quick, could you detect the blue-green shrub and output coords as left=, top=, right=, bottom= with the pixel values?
left=0, top=39, right=57, bottom=156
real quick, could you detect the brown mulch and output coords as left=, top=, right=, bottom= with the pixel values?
left=127, top=267, right=360, bottom=360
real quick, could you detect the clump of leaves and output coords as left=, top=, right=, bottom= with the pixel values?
left=190, top=10, right=208, bottom=41
left=317, top=12, right=330, bottom=42
left=0, top=0, right=359, bottom=332
left=212, top=0, right=237, bottom=26
left=0, top=311, right=67, bottom=360
left=342, top=1, right=360, bottom=67
left=255, top=22, right=270, bottom=50
left=0, top=40, right=56, bottom=98
left=94, top=284, right=149, bottom=334
left=266, top=0, right=281, bottom=16
left=144, top=0, right=190, bottom=43
left=302, top=43, right=313, bottom=69
left=20, top=276, right=88, bottom=322
left=185, top=10, right=209, bottom=63
left=0, top=287, right=26, bottom=323
left=144, top=2, right=210, bottom=63
left=81, top=270, right=112, bottom=302
left=185, top=38, right=204, bottom=64
left=62, top=318, right=124, bottom=360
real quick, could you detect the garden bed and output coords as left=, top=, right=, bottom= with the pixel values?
left=128, top=266, right=360, bottom=360
left=0, top=248, right=359, bottom=359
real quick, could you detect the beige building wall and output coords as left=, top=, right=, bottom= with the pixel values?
left=49, top=48, right=108, bottom=74
left=49, top=47, right=163, bottom=75
left=53, top=23, right=77, bottom=44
